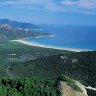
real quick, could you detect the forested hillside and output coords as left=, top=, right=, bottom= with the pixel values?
left=0, top=41, right=96, bottom=96
left=0, top=77, right=57, bottom=96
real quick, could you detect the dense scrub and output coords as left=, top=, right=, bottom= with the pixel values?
left=0, top=77, right=57, bottom=96
left=0, top=41, right=96, bottom=96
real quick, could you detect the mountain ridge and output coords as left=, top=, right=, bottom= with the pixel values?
left=0, top=19, right=39, bottom=30
left=0, top=19, right=51, bottom=43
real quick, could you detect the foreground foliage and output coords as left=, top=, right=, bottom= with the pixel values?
left=0, top=77, right=57, bottom=96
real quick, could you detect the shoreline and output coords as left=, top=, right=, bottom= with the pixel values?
left=24, top=35, right=54, bottom=39
left=11, top=39, right=91, bottom=52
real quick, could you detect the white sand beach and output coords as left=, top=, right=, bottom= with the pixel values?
left=12, top=39, right=90, bottom=52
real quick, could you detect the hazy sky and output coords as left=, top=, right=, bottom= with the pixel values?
left=0, top=0, right=96, bottom=25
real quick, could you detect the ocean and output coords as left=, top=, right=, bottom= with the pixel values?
left=25, top=26, right=96, bottom=50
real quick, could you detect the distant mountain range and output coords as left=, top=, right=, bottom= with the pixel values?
left=0, top=19, right=51, bottom=43
left=0, top=19, right=39, bottom=30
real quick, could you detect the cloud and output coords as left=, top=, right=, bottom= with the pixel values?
left=61, top=0, right=78, bottom=6
left=79, top=0, right=96, bottom=8
left=61, top=0, right=96, bottom=14
left=61, top=0, right=96, bottom=9
left=0, top=0, right=96, bottom=14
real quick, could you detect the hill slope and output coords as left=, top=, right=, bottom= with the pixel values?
left=0, top=76, right=88, bottom=96
left=0, top=41, right=96, bottom=96
left=0, top=19, right=39, bottom=29
left=0, top=24, right=50, bottom=39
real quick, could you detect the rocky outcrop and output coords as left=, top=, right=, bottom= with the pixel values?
left=56, top=75, right=88, bottom=96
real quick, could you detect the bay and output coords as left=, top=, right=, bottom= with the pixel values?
left=25, top=26, right=96, bottom=50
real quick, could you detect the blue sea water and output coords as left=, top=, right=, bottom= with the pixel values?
left=25, top=26, right=96, bottom=50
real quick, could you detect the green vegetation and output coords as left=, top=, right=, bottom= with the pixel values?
left=0, top=41, right=96, bottom=96
left=0, top=77, right=57, bottom=96
left=58, top=75, right=75, bottom=83
left=70, top=83, right=82, bottom=92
